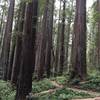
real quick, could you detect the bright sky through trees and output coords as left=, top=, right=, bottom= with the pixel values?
left=55, top=0, right=96, bottom=10
left=87, top=0, right=95, bottom=9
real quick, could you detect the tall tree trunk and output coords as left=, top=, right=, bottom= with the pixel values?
left=59, top=0, right=66, bottom=75
left=45, top=0, right=54, bottom=78
left=15, top=0, right=38, bottom=99
left=1, top=0, right=15, bottom=80
left=96, top=0, right=100, bottom=69
left=7, top=8, right=21, bottom=80
left=11, top=34, right=22, bottom=85
left=37, top=0, right=54, bottom=79
left=71, top=0, right=87, bottom=80
left=11, top=2, right=26, bottom=85
left=54, top=0, right=61, bottom=76
left=66, top=0, right=74, bottom=72
left=7, top=39, right=15, bottom=80
left=0, top=10, right=4, bottom=36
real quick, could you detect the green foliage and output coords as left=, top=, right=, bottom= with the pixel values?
left=88, top=67, right=100, bottom=77
left=69, top=78, right=80, bottom=85
left=79, top=76, right=100, bottom=92
left=51, top=76, right=67, bottom=85
left=39, top=0, right=46, bottom=15
left=32, top=79, right=56, bottom=93
left=92, top=11, right=100, bottom=23
left=37, top=88, right=92, bottom=100
left=0, top=80, right=16, bottom=100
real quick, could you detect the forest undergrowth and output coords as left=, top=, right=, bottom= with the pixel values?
left=0, top=74, right=100, bottom=100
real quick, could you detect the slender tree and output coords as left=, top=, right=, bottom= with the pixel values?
left=45, top=0, right=54, bottom=78
left=0, top=0, right=15, bottom=80
left=96, top=0, right=100, bottom=69
left=54, top=0, right=61, bottom=76
left=7, top=6, right=21, bottom=80
left=59, top=0, right=66, bottom=75
left=37, top=0, right=54, bottom=79
left=65, top=0, right=74, bottom=70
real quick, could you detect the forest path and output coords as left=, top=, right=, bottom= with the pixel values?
left=72, top=97, right=100, bottom=100
left=33, top=80, right=64, bottom=96
left=51, top=81, right=100, bottom=100
left=33, top=80, right=100, bottom=100
left=51, top=81, right=100, bottom=97
left=68, top=87, right=100, bottom=97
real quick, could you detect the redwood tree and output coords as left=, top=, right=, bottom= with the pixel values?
left=96, top=0, right=100, bottom=69
left=44, top=0, right=54, bottom=78
left=1, top=0, right=15, bottom=80
left=37, top=0, right=54, bottom=79
left=15, top=0, right=38, bottom=99
left=71, top=0, right=87, bottom=80
left=11, top=2, right=26, bottom=85
left=54, top=0, right=61, bottom=76
left=59, top=0, right=66, bottom=75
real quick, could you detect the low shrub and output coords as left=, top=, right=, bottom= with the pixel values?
left=32, top=78, right=56, bottom=93
left=0, top=80, right=15, bottom=100
left=37, top=88, right=92, bottom=100
left=79, top=76, right=100, bottom=92
left=51, top=76, right=67, bottom=85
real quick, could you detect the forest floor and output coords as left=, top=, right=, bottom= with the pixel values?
left=0, top=75, right=100, bottom=100
left=51, top=81, right=100, bottom=100
left=33, top=79, right=100, bottom=100
left=52, top=81, right=100, bottom=100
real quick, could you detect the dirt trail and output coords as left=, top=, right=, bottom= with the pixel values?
left=68, top=87, right=100, bottom=97
left=33, top=80, right=100, bottom=100
left=72, top=97, right=100, bottom=100
left=33, top=81, right=63, bottom=96
left=51, top=81, right=100, bottom=100
left=51, top=81, right=100, bottom=96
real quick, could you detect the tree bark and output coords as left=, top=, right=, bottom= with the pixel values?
left=15, top=0, right=38, bottom=99
left=1, top=0, right=15, bottom=80
left=96, top=0, right=100, bottom=69
left=59, top=0, right=66, bottom=75
left=37, top=0, right=54, bottom=79
left=45, top=0, right=54, bottom=78
left=11, top=2, right=26, bottom=85
left=54, top=0, right=61, bottom=76
left=71, top=0, right=87, bottom=80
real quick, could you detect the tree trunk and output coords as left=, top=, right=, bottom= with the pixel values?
left=11, top=2, right=26, bottom=85
left=7, top=39, right=15, bottom=80
left=59, top=0, right=66, bottom=75
left=37, top=0, right=54, bottom=79
left=96, top=0, right=100, bottom=69
left=45, top=0, right=54, bottom=78
left=11, top=34, right=22, bottom=84
left=54, top=0, right=61, bottom=76
left=15, top=0, right=38, bottom=99
left=7, top=7, right=21, bottom=80
left=71, top=0, right=87, bottom=80
left=1, top=0, right=15, bottom=80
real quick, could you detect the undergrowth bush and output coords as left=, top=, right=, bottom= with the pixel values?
left=79, top=76, right=100, bottom=92
left=32, top=78, right=56, bottom=93
left=37, top=88, right=92, bottom=100
left=51, top=76, right=67, bottom=85
left=0, top=80, right=15, bottom=100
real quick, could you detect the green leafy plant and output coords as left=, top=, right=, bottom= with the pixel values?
left=32, top=79, right=56, bottom=93
left=37, top=88, right=92, bottom=100
left=79, top=76, right=100, bottom=92
left=51, top=76, right=67, bottom=85
left=0, top=80, right=16, bottom=100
